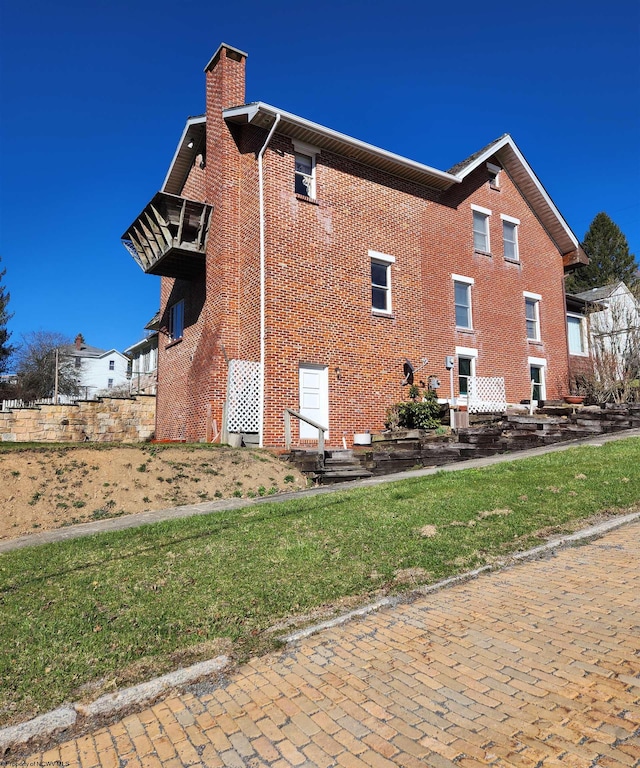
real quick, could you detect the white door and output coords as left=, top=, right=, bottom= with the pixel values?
left=299, top=365, right=329, bottom=440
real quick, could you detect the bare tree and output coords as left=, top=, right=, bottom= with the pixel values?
left=571, top=285, right=640, bottom=404
left=15, top=331, right=80, bottom=401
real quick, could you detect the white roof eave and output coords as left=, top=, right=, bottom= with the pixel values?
left=452, top=135, right=581, bottom=254
left=162, top=116, right=206, bottom=194
left=223, top=102, right=461, bottom=189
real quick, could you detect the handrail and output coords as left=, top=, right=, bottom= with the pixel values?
left=283, top=409, right=327, bottom=456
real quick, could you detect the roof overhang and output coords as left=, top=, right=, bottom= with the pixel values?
left=162, top=116, right=206, bottom=195
left=223, top=102, right=461, bottom=191
left=451, top=135, right=588, bottom=268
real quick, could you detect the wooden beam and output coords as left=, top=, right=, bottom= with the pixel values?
left=131, top=224, right=155, bottom=268
left=176, top=198, right=187, bottom=246
left=143, top=211, right=167, bottom=253
left=149, top=202, right=173, bottom=245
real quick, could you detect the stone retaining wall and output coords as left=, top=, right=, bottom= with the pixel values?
left=0, top=396, right=156, bottom=443
left=354, top=404, right=640, bottom=476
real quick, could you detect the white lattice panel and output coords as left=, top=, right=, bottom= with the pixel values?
left=468, top=376, right=506, bottom=413
left=226, top=360, right=261, bottom=433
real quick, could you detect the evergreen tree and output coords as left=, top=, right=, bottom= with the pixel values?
left=0, top=256, right=14, bottom=375
left=566, top=212, right=638, bottom=293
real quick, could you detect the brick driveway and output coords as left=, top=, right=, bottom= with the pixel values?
left=30, top=521, right=640, bottom=767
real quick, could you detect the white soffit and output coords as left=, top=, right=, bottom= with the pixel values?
left=224, top=102, right=461, bottom=191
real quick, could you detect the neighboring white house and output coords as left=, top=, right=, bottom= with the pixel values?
left=64, top=334, right=130, bottom=398
left=124, top=314, right=159, bottom=395
left=570, top=283, right=640, bottom=400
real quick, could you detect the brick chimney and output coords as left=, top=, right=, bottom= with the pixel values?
left=204, top=43, right=247, bottom=112
left=75, top=333, right=84, bottom=350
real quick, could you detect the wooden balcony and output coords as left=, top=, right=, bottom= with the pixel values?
left=122, top=192, right=212, bottom=279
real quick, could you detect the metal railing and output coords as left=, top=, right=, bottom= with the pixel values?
left=283, top=409, right=328, bottom=456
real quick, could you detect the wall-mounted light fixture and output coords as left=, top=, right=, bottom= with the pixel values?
left=335, top=367, right=341, bottom=380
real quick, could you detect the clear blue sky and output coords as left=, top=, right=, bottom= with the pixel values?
left=1, top=0, right=638, bottom=359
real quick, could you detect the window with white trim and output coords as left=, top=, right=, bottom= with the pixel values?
left=528, top=357, right=547, bottom=403
left=453, top=275, right=474, bottom=330
left=108, top=360, right=115, bottom=371
left=567, top=313, right=587, bottom=355
left=168, top=299, right=184, bottom=341
left=471, top=205, right=491, bottom=253
left=293, top=140, right=319, bottom=200
left=455, top=346, right=478, bottom=398
left=524, top=293, right=541, bottom=341
left=295, top=153, right=314, bottom=197
left=370, top=251, right=395, bottom=314
left=107, top=378, right=114, bottom=389
left=501, top=214, right=520, bottom=261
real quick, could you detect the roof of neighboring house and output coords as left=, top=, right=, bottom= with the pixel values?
left=162, top=104, right=587, bottom=268
left=62, top=342, right=127, bottom=360
left=124, top=334, right=158, bottom=356
left=573, top=283, right=624, bottom=302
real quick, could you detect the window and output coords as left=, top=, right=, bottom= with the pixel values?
left=453, top=275, right=474, bottom=329
left=524, top=292, right=541, bottom=341
left=370, top=250, right=395, bottom=314
left=528, top=357, right=546, bottom=403
left=168, top=299, right=184, bottom=341
left=295, top=153, right=314, bottom=197
left=471, top=205, right=491, bottom=253
left=501, top=215, right=520, bottom=261
left=567, top=313, right=587, bottom=355
left=108, top=360, right=115, bottom=371
left=75, top=356, right=81, bottom=368
left=107, top=378, right=113, bottom=389
left=293, top=140, right=320, bottom=200
left=456, top=347, right=477, bottom=398
left=487, top=162, right=501, bottom=190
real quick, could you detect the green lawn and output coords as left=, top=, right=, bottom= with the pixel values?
left=1, top=438, right=639, bottom=725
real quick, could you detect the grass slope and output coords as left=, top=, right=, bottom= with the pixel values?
left=1, top=438, right=639, bottom=725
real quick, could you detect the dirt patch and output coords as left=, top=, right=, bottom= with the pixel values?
left=477, top=508, right=512, bottom=519
left=0, top=445, right=307, bottom=541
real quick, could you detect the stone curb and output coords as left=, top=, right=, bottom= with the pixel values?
left=281, top=510, right=640, bottom=644
left=0, top=655, right=229, bottom=755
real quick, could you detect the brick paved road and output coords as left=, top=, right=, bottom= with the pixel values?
left=29, top=521, right=640, bottom=767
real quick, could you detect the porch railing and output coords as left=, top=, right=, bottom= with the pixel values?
left=283, top=409, right=327, bottom=457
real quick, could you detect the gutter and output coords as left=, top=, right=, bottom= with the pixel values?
left=257, top=113, right=281, bottom=448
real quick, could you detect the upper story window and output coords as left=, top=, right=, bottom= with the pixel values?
left=108, top=360, right=115, bottom=371
left=295, top=153, right=314, bottom=197
left=524, top=292, right=541, bottom=341
left=567, top=313, right=587, bottom=355
left=487, top=162, right=501, bottom=190
left=453, top=274, right=474, bottom=330
left=471, top=205, right=491, bottom=253
left=501, top=214, right=520, bottom=261
left=75, top=356, right=81, bottom=368
left=293, top=140, right=320, bottom=200
left=370, top=250, right=395, bottom=315
left=168, top=299, right=185, bottom=341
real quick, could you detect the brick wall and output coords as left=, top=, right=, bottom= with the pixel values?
left=152, top=48, right=573, bottom=447
left=0, top=396, right=156, bottom=443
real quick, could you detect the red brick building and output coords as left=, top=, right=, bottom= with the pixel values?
left=123, top=43, right=588, bottom=447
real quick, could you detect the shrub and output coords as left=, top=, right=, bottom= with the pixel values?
left=385, top=388, right=441, bottom=430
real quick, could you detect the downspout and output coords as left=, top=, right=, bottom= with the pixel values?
left=257, top=113, right=281, bottom=448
